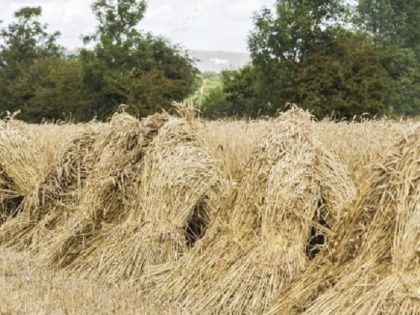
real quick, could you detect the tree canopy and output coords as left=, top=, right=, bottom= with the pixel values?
left=199, top=0, right=420, bottom=119
left=77, top=0, right=197, bottom=119
left=0, top=1, right=197, bottom=122
left=0, top=0, right=419, bottom=121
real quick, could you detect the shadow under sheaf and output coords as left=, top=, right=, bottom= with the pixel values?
left=145, top=107, right=356, bottom=314
left=266, top=124, right=420, bottom=315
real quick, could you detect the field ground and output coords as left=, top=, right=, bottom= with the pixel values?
left=0, top=248, right=169, bottom=315
left=0, top=108, right=418, bottom=314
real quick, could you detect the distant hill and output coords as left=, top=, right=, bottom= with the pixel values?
left=190, top=50, right=250, bottom=73
left=65, top=49, right=250, bottom=73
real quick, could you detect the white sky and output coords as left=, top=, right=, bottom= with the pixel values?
left=0, top=0, right=275, bottom=52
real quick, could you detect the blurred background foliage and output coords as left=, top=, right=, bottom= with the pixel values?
left=0, top=0, right=419, bottom=122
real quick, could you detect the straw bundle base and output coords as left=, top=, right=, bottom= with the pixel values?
left=193, top=240, right=307, bottom=314
left=66, top=223, right=190, bottom=282
left=147, top=230, right=256, bottom=309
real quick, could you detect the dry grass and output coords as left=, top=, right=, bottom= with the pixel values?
left=61, top=117, right=226, bottom=282
left=145, top=107, right=356, bottom=313
left=0, top=126, right=46, bottom=225
left=0, top=125, right=103, bottom=251
left=0, top=105, right=418, bottom=314
left=266, top=123, right=420, bottom=315
left=0, top=248, right=186, bottom=315
left=38, top=112, right=169, bottom=268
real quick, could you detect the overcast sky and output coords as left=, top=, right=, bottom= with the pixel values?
left=0, top=0, right=275, bottom=52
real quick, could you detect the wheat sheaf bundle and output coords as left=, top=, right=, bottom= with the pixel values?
left=147, top=107, right=355, bottom=314
left=0, top=126, right=45, bottom=226
left=0, top=125, right=102, bottom=251
left=267, top=124, right=420, bottom=315
left=59, top=117, right=226, bottom=282
left=39, top=112, right=169, bottom=268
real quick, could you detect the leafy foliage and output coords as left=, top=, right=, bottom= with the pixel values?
left=0, top=7, right=66, bottom=120
left=0, top=2, right=197, bottom=122
left=293, top=31, right=420, bottom=117
left=79, top=0, right=198, bottom=119
left=0, top=7, right=61, bottom=67
left=200, top=0, right=420, bottom=119
left=0, top=1, right=419, bottom=121
left=356, top=0, right=420, bottom=54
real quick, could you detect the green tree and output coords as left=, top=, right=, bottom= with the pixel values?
left=0, top=7, right=61, bottom=67
left=81, top=0, right=198, bottom=119
left=356, top=0, right=420, bottom=114
left=244, top=0, right=354, bottom=117
left=356, top=0, right=395, bottom=43
left=196, top=1, right=352, bottom=119
left=221, top=66, right=267, bottom=117
left=197, top=86, right=229, bottom=119
left=218, top=0, right=420, bottom=118
left=0, top=7, right=65, bottom=119
left=249, top=0, right=347, bottom=65
left=356, top=0, right=420, bottom=55
left=16, top=57, right=93, bottom=122
left=293, top=31, right=405, bottom=117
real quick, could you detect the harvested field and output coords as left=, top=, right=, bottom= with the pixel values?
left=0, top=106, right=418, bottom=314
left=0, top=248, right=185, bottom=315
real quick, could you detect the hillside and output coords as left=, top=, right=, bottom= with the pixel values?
left=190, top=50, right=250, bottom=73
